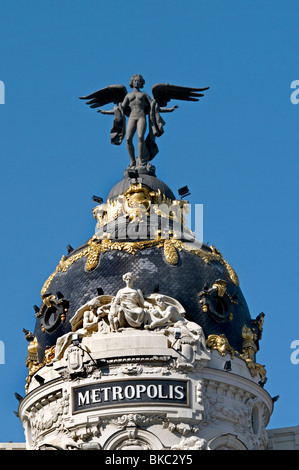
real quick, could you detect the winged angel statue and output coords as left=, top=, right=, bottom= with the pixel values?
left=80, top=74, right=209, bottom=167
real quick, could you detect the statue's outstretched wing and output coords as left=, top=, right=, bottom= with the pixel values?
left=152, top=83, right=209, bottom=107
left=79, top=84, right=128, bottom=109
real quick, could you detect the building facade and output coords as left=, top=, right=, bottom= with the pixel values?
left=10, top=78, right=295, bottom=450
left=16, top=168, right=277, bottom=450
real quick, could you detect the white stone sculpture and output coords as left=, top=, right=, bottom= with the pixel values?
left=164, top=320, right=208, bottom=370
left=145, top=294, right=186, bottom=329
left=54, top=297, right=109, bottom=361
left=107, top=272, right=150, bottom=330
left=54, top=272, right=208, bottom=371
left=171, top=435, right=208, bottom=450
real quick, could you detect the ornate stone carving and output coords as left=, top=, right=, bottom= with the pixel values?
left=145, top=293, right=186, bottom=330
left=65, top=345, right=85, bottom=375
left=90, top=187, right=193, bottom=259
left=163, top=421, right=200, bottom=436
left=171, top=436, right=208, bottom=450
left=106, top=272, right=149, bottom=330
left=52, top=272, right=209, bottom=373
left=198, top=279, right=237, bottom=323
left=163, top=320, right=209, bottom=371
left=206, top=332, right=267, bottom=380
left=206, top=334, right=235, bottom=358
left=39, top=432, right=79, bottom=451
left=54, top=296, right=111, bottom=361
left=119, top=364, right=143, bottom=376
left=99, top=413, right=166, bottom=450
left=23, top=330, right=39, bottom=392
left=241, top=325, right=258, bottom=361
left=208, top=434, right=247, bottom=450
left=94, top=184, right=172, bottom=227
left=66, top=272, right=191, bottom=336
left=26, top=389, right=70, bottom=449
left=116, top=437, right=151, bottom=450
left=107, top=413, right=166, bottom=429
left=24, top=328, right=56, bottom=392
left=37, top=292, right=69, bottom=333
left=196, top=380, right=203, bottom=405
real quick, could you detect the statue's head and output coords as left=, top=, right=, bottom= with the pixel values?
left=122, top=272, right=137, bottom=284
left=88, top=298, right=100, bottom=309
left=129, top=74, right=145, bottom=89
left=156, top=295, right=166, bottom=307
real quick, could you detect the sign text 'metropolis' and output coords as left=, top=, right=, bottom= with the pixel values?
left=73, top=379, right=189, bottom=412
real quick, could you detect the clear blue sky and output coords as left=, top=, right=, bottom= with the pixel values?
left=0, top=0, right=298, bottom=442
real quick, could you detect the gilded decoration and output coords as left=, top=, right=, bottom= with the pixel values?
left=198, top=279, right=238, bottom=323
left=163, top=239, right=179, bottom=265
left=239, top=325, right=267, bottom=380
left=85, top=238, right=102, bottom=272
left=37, top=293, right=69, bottom=333
left=24, top=328, right=56, bottom=392
left=54, top=272, right=208, bottom=365
left=40, top=183, right=239, bottom=294
left=92, top=183, right=189, bottom=230
left=206, top=334, right=236, bottom=358
left=41, top=235, right=239, bottom=296
left=24, top=330, right=40, bottom=391
left=41, top=249, right=89, bottom=295
left=206, top=333, right=266, bottom=380
left=184, top=245, right=239, bottom=286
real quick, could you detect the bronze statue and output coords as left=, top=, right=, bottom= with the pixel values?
left=80, top=74, right=209, bottom=167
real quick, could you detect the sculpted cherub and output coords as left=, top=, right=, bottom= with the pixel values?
left=144, top=294, right=208, bottom=369
left=54, top=297, right=108, bottom=361
left=145, top=294, right=186, bottom=330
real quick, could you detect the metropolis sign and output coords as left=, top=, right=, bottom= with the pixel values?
left=73, top=379, right=189, bottom=413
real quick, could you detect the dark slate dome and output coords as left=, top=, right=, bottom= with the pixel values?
left=33, top=173, right=253, bottom=363
left=34, top=245, right=252, bottom=363
left=107, top=172, right=176, bottom=201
